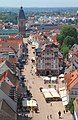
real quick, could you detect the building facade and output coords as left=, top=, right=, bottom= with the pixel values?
left=64, top=69, right=78, bottom=101
left=69, top=83, right=78, bottom=101
left=36, top=42, right=62, bottom=76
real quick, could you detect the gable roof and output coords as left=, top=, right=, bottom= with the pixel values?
left=0, top=89, right=17, bottom=112
left=0, top=40, right=19, bottom=52
left=5, top=60, right=16, bottom=73
left=0, top=60, right=16, bottom=75
left=64, top=69, right=78, bottom=91
left=0, top=81, right=11, bottom=96
left=0, top=70, right=19, bottom=89
left=0, top=99, right=16, bottom=118
left=6, top=70, right=19, bottom=87
left=0, top=110, right=15, bottom=120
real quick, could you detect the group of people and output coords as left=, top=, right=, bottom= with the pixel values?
left=47, top=110, right=66, bottom=119
left=47, top=114, right=52, bottom=119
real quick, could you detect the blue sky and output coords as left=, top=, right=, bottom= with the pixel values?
left=0, top=0, right=78, bottom=7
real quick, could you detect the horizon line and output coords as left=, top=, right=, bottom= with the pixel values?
left=0, top=6, right=78, bottom=8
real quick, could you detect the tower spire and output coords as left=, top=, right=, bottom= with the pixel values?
left=18, top=6, right=26, bottom=37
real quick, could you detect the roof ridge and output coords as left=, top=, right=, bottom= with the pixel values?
left=67, top=76, right=78, bottom=87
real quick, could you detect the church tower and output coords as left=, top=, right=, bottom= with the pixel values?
left=18, top=6, right=26, bottom=37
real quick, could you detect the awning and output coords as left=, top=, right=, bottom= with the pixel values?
left=59, top=74, right=64, bottom=78
left=43, top=77, right=50, bottom=81
left=51, top=77, right=57, bottom=81
left=62, top=97, right=68, bottom=106
left=22, top=99, right=37, bottom=107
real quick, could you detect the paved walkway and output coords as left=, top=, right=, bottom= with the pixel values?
left=22, top=42, right=73, bottom=120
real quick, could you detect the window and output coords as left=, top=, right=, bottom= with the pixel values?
left=52, top=65, right=54, bottom=68
left=39, top=60, right=40, bottom=63
left=52, top=61, right=53, bottom=64
left=47, top=58, right=49, bottom=60
left=43, top=59, right=44, bottom=63
left=46, top=52, right=49, bottom=55
left=56, top=64, right=58, bottom=68
left=71, top=91, right=73, bottom=95
left=55, top=59, right=58, bottom=63
left=71, top=98, right=74, bottom=100
left=45, top=63, right=51, bottom=65
left=9, top=55, right=15, bottom=58
left=75, top=91, right=77, bottom=95
left=54, top=51, right=58, bottom=55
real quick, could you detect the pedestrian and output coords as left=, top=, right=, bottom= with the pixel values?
left=50, top=114, right=52, bottom=119
left=29, top=86, right=32, bottom=89
left=47, top=115, right=49, bottom=119
left=58, top=111, right=61, bottom=118
left=50, top=102, right=52, bottom=106
left=63, top=110, right=65, bottom=114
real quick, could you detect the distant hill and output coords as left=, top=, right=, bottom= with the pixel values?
left=0, top=7, right=78, bottom=14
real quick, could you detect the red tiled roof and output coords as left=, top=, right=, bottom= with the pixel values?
left=0, top=24, right=3, bottom=27
left=8, top=34, right=19, bottom=38
left=0, top=39, right=22, bottom=53
left=0, top=71, right=8, bottom=83
left=7, top=39, right=23, bottom=44
left=43, top=32, right=47, bottom=36
left=64, top=73, right=71, bottom=83
left=72, top=52, right=78, bottom=56
left=35, top=33, right=41, bottom=39
left=52, top=34, right=59, bottom=46
left=9, top=58, right=16, bottom=64
left=67, top=77, right=78, bottom=91
left=65, top=69, right=78, bottom=91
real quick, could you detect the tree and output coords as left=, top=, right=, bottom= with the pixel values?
left=64, top=36, right=76, bottom=47
left=61, top=44, right=69, bottom=58
left=67, top=100, right=74, bottom=114
left=60, top=26, right=77, bottom=39
left=57, top=34, right=64, bottom=45
left=57, top=26, right=78, bottom=58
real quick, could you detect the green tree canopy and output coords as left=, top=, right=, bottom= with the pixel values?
left=64, top=36, right=76, bottom=47
left=67, top=100, right=74, bottom=114
left=57, top=26, right=78, bottom=58
left=61, top=43, right=69, bottom=57
left=60, top=26, right=77, bottom=39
